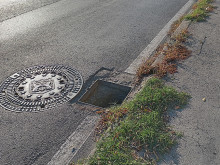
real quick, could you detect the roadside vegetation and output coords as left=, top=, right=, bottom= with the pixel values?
left=136, top=29, right=191, bottom=81
left=77, top=78, right=190, bottom=164
left=168, top=16, right=185, bottom=36
left=185, top=0, right=215, bottom=21
left=73, top=0, right=215, bottom=164
left=136, top=0, right=214, bottom=81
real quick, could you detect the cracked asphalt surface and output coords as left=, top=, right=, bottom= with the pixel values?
left=161, top=1, right=220, bottom=164
left=0, top=0, right=190, bottom=164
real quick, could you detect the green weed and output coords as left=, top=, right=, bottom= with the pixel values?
left=185, top=0, right=215, bottom=22
left=86, top=78, right=190, bottom=165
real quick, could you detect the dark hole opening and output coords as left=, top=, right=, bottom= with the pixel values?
left=79, top=80, right=131, bottom=108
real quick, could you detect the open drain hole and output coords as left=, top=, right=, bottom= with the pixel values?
left=79, top=80, right=131, bottom=108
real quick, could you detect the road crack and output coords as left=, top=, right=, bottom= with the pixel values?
left=198, top=36, right=207, bottom=55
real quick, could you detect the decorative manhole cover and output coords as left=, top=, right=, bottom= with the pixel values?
left=0, top=65, right=83, bottom=112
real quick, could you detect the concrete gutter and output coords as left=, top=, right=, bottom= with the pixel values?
left=0, top=0, right=60, bottom=22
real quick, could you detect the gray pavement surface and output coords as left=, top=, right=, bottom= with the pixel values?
left=0, top=0, right=60, bottom=22
left=0, top=0, right=190, bottom=164
left=161, top=1, right=220, bottom=164
left=0, top=103, right=93, bottom=165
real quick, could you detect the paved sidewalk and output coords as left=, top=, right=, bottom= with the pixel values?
left=0, top=0, right=60, bottom=22
left=161, top=0, right=220, bottom=164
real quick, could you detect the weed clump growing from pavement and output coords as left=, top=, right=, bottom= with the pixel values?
left=136, top=57, right=155, bottom=80
left=136, top=0, right=216, bottom=81
left=136, top=39, right=191, bottom=80
left=85, top=78, right=190, bottom=165
left=152, top=42, right=191, bottom=78
left=154, top=62, right=178, bottom=78
left=95, top=107, right=128, bottom=136
left=173, top=29, right=190, bottom=43
left=185, top=0, right=215, bottom=21
left=164, top=43, right=191, bottom=62
left=168, top=16, right=185, bottom=36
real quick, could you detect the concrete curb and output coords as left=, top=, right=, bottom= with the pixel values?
left=0, top=0, right=60, bottom=22
left=47, top=115, right=100, bottom=165
left=124, top=0, right=195, bottom=75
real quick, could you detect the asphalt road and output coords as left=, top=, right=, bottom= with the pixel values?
left=0, top=0, right=60, bottom=22
left=0, top=0, right=189, bottom=164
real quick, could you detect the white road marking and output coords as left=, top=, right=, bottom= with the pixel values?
left=125, top=0, right=195, bottom=75
left=47, top=115, right=99, bottom=165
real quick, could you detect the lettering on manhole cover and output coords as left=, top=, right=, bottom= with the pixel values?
left=0, top=65, right=83, bottom=112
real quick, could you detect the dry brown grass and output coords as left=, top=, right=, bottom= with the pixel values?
left=95, top=107, right=128, bottom=137
left=136, top=41, right=191, bottom=80
left=155, top=62, right=177, bottom=78
left=136, top=44, right=165, bottom=81
left=136, top=7, right=194, bottom=81
left=136, top=57, right=155, bottom=79
left=168, top=16, right=185, bottom=36
left=205, top=5, right=215, bottom=12
left=164, top=43, right=192, bottom=62
left=173, top=29, right=190, bottom=43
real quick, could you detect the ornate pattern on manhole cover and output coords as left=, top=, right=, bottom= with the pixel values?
left=0, top=65, right=83, bottom=112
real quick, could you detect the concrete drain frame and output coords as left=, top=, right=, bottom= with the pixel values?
left=79, top=80, right=131, bottom=108
left=0, top=65, right=83, bottom=112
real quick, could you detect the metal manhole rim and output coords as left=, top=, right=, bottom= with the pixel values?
left=0, top=64, right=83, bottom=112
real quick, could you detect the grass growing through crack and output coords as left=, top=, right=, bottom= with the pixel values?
left=136, top=38, right=191, bottom=80
left=168, top=16, right=185, bottom=36
left=172, top=29, right=190, bottom=43
left=185, top=0, right=215, bottom=21
left=136, top=0, right=216, bottom=81
left=85, top=78, right=190, bottom=165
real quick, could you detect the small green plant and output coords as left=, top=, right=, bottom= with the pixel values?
left=185, top=0, right=215, bottom=21
left=85, top=78, right=190, bottom=165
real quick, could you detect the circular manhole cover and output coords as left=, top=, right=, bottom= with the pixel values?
left=0, top=65, right=83, bottom=112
